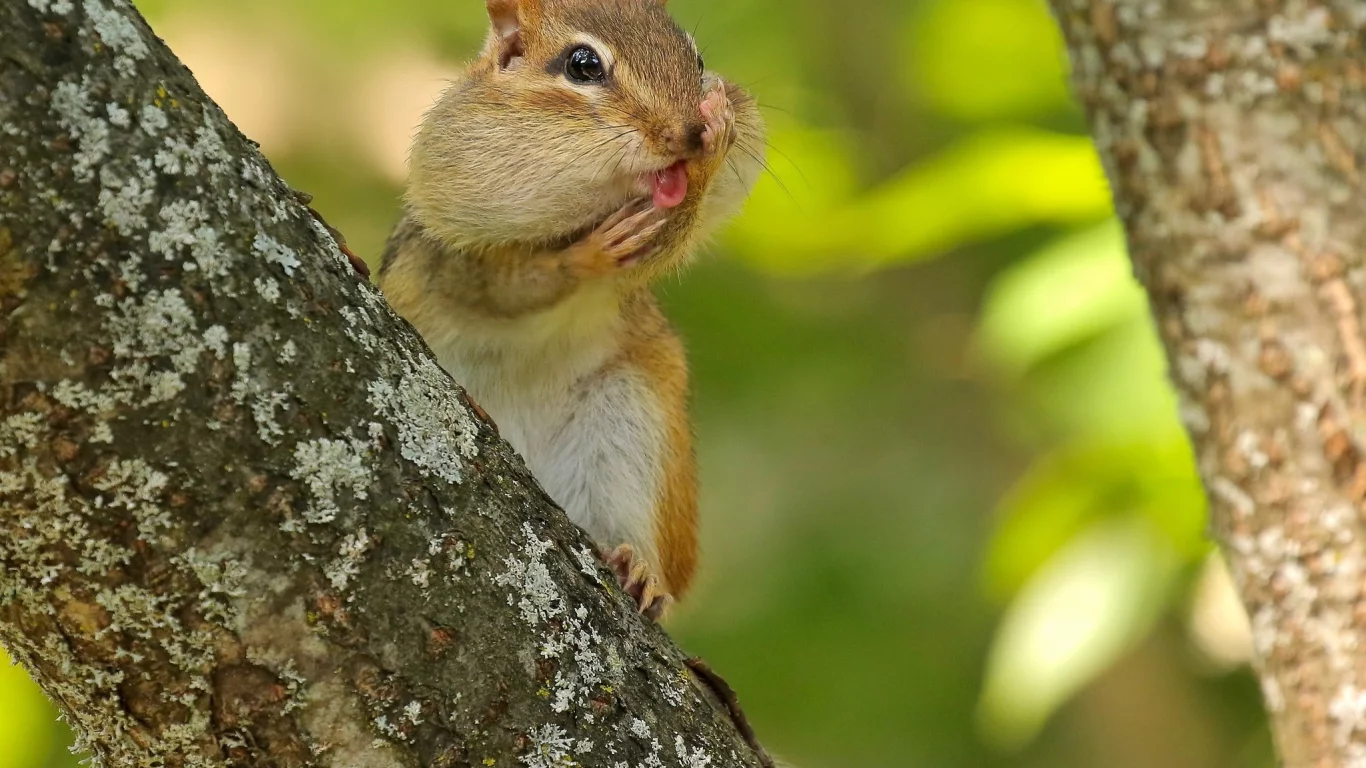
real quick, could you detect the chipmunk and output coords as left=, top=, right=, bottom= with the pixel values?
left=376, top=0, right=764, bottom=619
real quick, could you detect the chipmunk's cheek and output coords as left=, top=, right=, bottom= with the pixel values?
left=651, top=161, right=688, bottom=208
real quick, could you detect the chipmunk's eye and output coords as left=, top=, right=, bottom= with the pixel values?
left=697, top=53, right=705, bottom=75
left=565, top=46, right=606, bottom=83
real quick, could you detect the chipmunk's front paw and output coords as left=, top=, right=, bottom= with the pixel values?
left=602, top=543, right=673, bottom=620
left=699, top=81, right=736, bottom=157
left=568, top=199, right=666, bottom=273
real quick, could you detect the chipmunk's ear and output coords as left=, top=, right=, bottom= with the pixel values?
left=485, top=0, right=542, bottom=68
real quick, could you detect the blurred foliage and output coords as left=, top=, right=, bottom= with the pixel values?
left=4, top=0, right=1277, bottom=766
left=978, top=516, right=1178, bottom=751
left=906, top=0, right=1076, bottom=122
left=729, top=127, right=1111, bottom=274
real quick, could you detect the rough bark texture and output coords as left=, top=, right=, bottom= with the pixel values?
left=0, top=2, right=764, bottom=766
left=1049, top=1, right=1366, bottom=765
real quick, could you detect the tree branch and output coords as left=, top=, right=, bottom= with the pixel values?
left=1049, top=1, right=1366, bottom=764
left=0, top=1, right=765, bottom=765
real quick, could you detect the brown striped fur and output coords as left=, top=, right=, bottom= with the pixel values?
left=376, top=0, right=764, bottom=613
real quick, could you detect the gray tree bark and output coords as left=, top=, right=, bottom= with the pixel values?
left=1049, top=1, right=1366, bottom=765
left=0, top=1, right=767, bottom=766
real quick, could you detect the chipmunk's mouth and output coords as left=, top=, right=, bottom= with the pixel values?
left=649, top=161, right=688, bottom=209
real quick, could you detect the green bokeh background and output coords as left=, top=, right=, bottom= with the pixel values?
left=2, top=1, right=1278, bottom=766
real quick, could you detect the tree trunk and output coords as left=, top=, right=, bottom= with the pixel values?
left=0, top=1, right=766, bottom=766
left=1049, top=1, right=1366, bottom=764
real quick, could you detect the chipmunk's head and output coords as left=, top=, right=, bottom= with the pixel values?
left=406, top=0, right=761, bottom=250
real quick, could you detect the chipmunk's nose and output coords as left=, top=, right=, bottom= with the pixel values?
left=663, top=123, right=707, bottom=155
left=685, top=122, right=706, bottom=152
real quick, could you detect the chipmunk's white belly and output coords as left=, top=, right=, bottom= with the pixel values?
left=423, top=288, right=664, bottom=566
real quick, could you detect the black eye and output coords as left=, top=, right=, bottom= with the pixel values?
left=697, top=53, right=705, bottom=74
left=565, top=46, right=605, bottom=83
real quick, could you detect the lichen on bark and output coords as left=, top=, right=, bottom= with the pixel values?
left=1049, top=1, right=1366, bottom=764
left=0, top=1, right=764, bottom=765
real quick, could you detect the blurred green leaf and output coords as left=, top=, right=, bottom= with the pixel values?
left=976, top=219, right=1142, bottom=376
left=0, top=649, right=56, bottom=768
left=970, top=210, right=1214, bottom=756
left=723, top=119, right=862, bottom=255
left=982, top=436, right=1209, bottom=602
left=1020, top=314, right=1183, bottom=440
left=907, top=0, right=1076, bottom=122
left=977, top=517, right=1177, bottom=752
left=975, top=218, right=1207, bottom=605
left=974, top=218, right=1187, bottom=443
left=727, top=128, right=1111, bottom=275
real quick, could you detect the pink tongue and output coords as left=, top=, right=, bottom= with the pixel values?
left=652, top=161, right=688, bottom=209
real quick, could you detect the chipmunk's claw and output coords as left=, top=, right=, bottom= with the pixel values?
left=318, top=218, right=369, bottom=280
left=295, top=189, right=370, bottom=281
left=594, top=199, right=667, bottom=266
left=341, top=243, right=371, bottom=280
left=603, top=543, right=674, bottom=620
left=564, top=198, right=666, bottom=275
left=460, top=390, right=499, bottom=434
left=699, top=82, right=735, bottom=156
